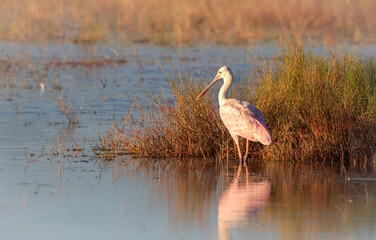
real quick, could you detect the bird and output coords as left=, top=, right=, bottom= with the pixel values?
left=196, top=66, right=271, bottom=165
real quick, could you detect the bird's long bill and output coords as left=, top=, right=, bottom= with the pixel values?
left=196, top=75, right=220, bottom=100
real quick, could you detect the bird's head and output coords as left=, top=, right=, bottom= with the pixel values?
left=216, top=66, right=233, bottom=80
left=196, top=66, right=233, bottom=101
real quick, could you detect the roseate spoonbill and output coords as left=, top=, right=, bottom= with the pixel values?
left=196, top=66, right=271, bottom=165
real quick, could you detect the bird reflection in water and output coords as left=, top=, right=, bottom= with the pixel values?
left=218, top=165, right=271, bottom=240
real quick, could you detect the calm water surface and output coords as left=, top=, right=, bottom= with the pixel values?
left=1, top=42, right=376, bottom=240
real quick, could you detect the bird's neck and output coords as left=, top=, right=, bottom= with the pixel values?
left=218, top=75, right=232, bottom=106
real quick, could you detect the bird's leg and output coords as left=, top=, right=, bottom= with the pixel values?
left=232, top=135, right=243, bottom=164
left=236, top=143, right=243, bottom=165
left=236, top=164, right=242, bottom=178
left=245, top=165, right=249, bottom=179
left=243, top=139, right=249, bottom=166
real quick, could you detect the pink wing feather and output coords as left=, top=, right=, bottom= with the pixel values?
left=219, top=99, right=271, bottom=145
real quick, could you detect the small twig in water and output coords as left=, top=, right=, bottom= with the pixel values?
left=56, top=97, right=84, bottom=124
left=51, top=185, right=69, bottom=197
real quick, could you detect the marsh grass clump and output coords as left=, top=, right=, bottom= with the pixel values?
left=56, top=97, right=83, bottom=124
left=255, top=44, right=376, bottom=164
left=95, top=44, right=376, bottom=164
left=94, top=74, right=238, bottom=160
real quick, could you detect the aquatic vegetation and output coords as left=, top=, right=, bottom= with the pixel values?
left=95, top=44, right=376, bottom=164
left=256, top=44, right=376, bottom=164
left=56, top=97, right=83, bottom=124
left=94, top=75, right=232, bottom=160
left=1, top=0, right=376, bottom=45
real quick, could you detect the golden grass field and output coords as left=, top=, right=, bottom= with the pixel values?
left=1, top=0, right=375, bottom=45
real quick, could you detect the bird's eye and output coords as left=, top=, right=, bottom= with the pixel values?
left=219, top=71, right=222, bottom=74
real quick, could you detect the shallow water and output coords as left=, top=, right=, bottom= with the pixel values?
left=1, top=42, right=376, bottom=240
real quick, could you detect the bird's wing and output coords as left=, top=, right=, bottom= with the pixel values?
left=219, top=100, right=271, bottom=145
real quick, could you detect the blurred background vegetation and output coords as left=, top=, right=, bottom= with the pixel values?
left=1, top=0, right=375, bottom=45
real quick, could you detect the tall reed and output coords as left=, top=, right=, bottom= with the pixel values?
left=95, top=44, right=376, bottom=164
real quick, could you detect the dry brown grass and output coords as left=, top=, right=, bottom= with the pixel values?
left=56, top=97, right=83, bottom=124
left=1, top=0, right=376, bottom=45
